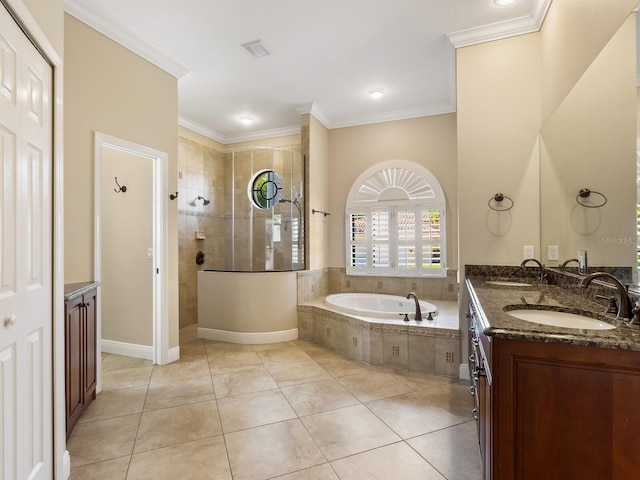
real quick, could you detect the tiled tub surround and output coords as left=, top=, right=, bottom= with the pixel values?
left=298, top=268, right=458, bottom=304
left=298, top=299, right=460, bottom=377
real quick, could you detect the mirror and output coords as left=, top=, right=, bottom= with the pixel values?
left=539, top=13, right=637, bottom=279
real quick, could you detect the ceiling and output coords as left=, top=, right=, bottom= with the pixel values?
left=65, top=0, right=550, bottom=144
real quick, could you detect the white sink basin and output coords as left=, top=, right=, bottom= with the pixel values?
left=506, top=309, right=615, bottom=330
left=487, top=281, right=532, bottom=287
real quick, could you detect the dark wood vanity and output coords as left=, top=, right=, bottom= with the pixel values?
left=467, top=277, right=640, bottom=480
left=64, top=282, right=99, bottom=438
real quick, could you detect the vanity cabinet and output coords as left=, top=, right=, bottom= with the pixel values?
left=65, top=284, right=97, bottom=438
left=468, top=297, right=640, bottom=479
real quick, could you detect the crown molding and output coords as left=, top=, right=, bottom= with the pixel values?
left=64, top=0, right=188, bottom=78
left=296, top=102, right=331, bottom=129
left=178, top=116, right=300, bottom=144
left=447, top=0, right=552, bottom=48
left=328, top=102, right=457, bottom=130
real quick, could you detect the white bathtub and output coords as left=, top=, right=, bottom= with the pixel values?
left=325, top=293, right=438, bottom=321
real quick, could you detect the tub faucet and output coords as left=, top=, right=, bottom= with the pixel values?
left=520, top=258, right=548, bottom=284
left=580, top=272, right=633, bottom=320
left=406, top=292, right=422, bottom=321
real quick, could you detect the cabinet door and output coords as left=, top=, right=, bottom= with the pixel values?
left=65, top=296, right=84, bottom=435
left=83, top=290, right=97, bottom=399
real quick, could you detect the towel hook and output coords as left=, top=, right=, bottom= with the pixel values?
left=114, top=177, right=127, bottom=193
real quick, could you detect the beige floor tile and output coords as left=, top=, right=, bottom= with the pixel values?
left=225, top=419, right=326, bottom=480
left=281, top=378, right=359, bottom=417
left=212, top=366, right=278, bottom=398
left=207, top=350, right=264, bottom=375
left=101, top=365, right=153, bottom=391
left=127, top=436, right=232, bottom=480
left=134, top=400, right=222, bottom=454
left=218, top=389, right=297, bottom=433
left=366, top=390, right=468, bottom=439
left=179, top=342, right=207, bottom=359
left=423, top=382, right=475, bottom=419
left=408, top=422, right=482, bottom=480
left=331, top=442, right=446, bottom=480
left=256, top=346, right=312, bottom=365
left=392, top=369, right=458, bottom=391
left=78, top=386, right=147, bottom=424
left=69, top=456, right=130, bottom=480
left=206, top=340, right=256, bottom=354
left=336, top=371, right=413, bottom=403
left=267, top=360, right=331, bottom=387
left=149, top=357, right=211, bottom=386
left=66, top=414, right=140, bottom=467
left=144, top=375, right=215, bottom=411
left=315, top=356, right=371, bottom=377
left=301, top=404, right=401, bottom=461
left=101, top=354, right=153, bottom=372
left=251, top=341, right=297, bottom=351
left=276, top=463, right=340, bottom=480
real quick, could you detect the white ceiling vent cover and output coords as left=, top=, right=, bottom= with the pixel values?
left=241, top=40, right=271, bottom=58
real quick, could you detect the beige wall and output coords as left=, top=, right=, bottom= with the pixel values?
left=21, top=0, right=64, bottom=55
left=327, top=115, right=458, bottom=270
left=540, top=0, right=638, bottom=123
left=458, top=33, right=541, bottom=267
left=307, top=115, right=330, bottom=270
left=101, top=147, right=154, bottom=346
left=64, top=14, right=180, bottom=348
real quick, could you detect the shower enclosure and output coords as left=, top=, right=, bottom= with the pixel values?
left=204, top=146, right=305, bottom=272
left=197, top=146, right=305, bottom=343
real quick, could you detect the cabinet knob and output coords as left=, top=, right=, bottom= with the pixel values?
left=472, top=368, right=486, bottom=382
left=469, top=354, right=476, bottom=363
left=85, top=301, right=91, bottom=307
left=469, top=385, right=475, bottom=397
left=471, top=407, right=478, bottom=421
left=3, top=315, right=16, bottom=327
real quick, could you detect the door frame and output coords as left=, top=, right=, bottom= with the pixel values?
left=94, top=132, right=170, bottom=371
left=0, top=0, right=65, bottom=477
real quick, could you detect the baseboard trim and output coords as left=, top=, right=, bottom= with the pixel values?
left=63, top=450, right=71, bottom=479
left=459, top=363, right=470, bottom=380
left=197, top=327, right=298, bottom=344
left=167, top=346, right=180, bottom=363
left=101, top=339, right=154, bottom=360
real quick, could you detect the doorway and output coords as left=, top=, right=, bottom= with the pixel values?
left=94, top=133, right=170, bottom=381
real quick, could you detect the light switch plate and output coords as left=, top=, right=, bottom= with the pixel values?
left=547, top=246, right=559, bottom=261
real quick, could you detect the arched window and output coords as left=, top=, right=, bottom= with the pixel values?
left=345, top=160, right=447, bottom=277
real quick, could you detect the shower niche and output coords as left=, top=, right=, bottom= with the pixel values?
left=208, top=147, right=305, bottom=272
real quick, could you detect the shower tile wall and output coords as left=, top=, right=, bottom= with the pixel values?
left=178, top=137, right=225, bottom=328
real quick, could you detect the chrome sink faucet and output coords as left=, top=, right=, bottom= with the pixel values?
left=406, top=292, right=422, bottom=321
left=520, top=258, right=548, bottom=284
left=580, top=272, right=633, bottom=320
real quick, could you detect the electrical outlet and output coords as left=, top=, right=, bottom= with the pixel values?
left=345, top=280, right=351, bottom=288
left=523, top=245, right=534, bottom=260
left=547, top=245, right=559, bottom=261
left=411, top=283, right=417, bottom=290
left=445, top=352, right=454, bottom=363
left=352, top=337, right=358, bottom=347
left=448, top=284, right=454, bottom=292
left=377, top=281, right=383, bottom=289
left=311, top=284, right=316, bottom=292
left=301, top=320, right=307, bottom=329
left=392, top=345, right=400, bottom=356
left=326, top=327, right=331, bottom=337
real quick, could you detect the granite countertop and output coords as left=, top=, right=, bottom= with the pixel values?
left=64, top=281, right=100, bottom=301
left=466, top=277, right=640, bottom=351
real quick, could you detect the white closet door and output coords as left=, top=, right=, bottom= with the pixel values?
left=0, top=4, right=53, bottom=479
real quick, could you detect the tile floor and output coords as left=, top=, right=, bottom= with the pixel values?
left=68, top=325, right=481, bottom=480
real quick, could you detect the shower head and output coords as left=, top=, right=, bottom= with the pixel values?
left=192, top=195, right=211, bottom=206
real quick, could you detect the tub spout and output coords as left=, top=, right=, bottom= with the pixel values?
left=406, top=292, right=422, bottom=321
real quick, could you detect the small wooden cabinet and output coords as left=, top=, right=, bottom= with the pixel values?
left=468, top=297, right=640, bottom=479
left=65, top=284, right=98, bottom=438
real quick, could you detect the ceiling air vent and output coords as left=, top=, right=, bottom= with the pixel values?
left=241, top=40, right=271, bottom=58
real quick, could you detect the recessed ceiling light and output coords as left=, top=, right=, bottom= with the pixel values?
left=494, top=0, right=517, bottom=5
left=239, top=115, right=254, bottom=125
left=368, top=88, right=385, bottom=99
